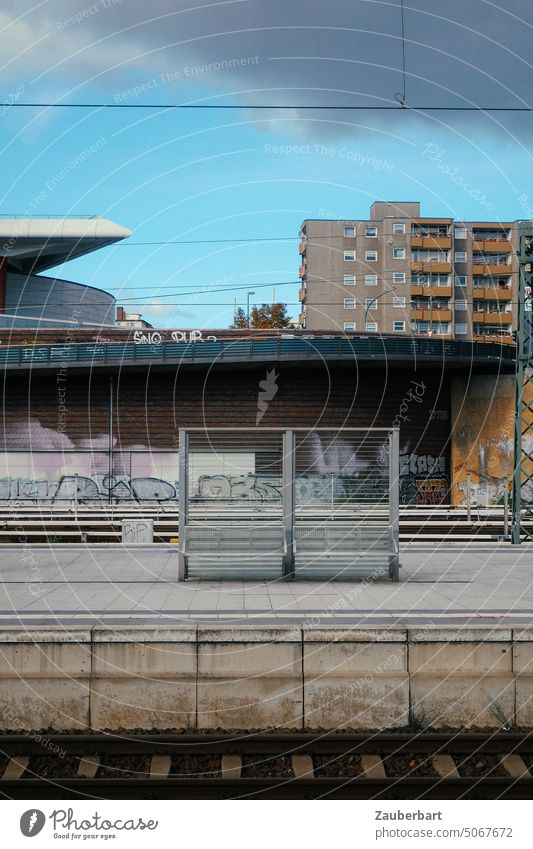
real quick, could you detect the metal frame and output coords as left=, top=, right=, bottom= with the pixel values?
left=178, top=429, right=188, bottom=580
left=282, top=430, right=295, bottom=578
left=389, top=427, right=400, bottom=580
left=512, top=227, right=533, bottom=544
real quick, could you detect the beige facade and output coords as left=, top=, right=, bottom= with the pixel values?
left=298, top=201, right=519, bottom=342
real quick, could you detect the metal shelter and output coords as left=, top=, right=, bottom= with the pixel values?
left=178, top=427, right=400, bottom=581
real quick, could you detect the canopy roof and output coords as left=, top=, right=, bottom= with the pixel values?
left=0, top=216, right=131, bottom=273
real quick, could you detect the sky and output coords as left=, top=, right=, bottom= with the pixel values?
left=1, top=0, right=533, bottom=328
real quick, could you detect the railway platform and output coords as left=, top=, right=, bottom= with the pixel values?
left=0, top=542, right=531, bottom=626
left=1, top=542, right=533, bottom=734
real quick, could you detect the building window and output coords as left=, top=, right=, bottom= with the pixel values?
left=364, top=298, right=378, bottom=311
left=343, top=298, right=356, bottom=309
left=393, top=296, right=406, bottom=308
left=455, top=275, right=467, bottom=286
left=455, top=323, right=468, bottom=334
left=343, top=274, right=356, bottom=286
left=343, top=322, right=356, bottom=332
left=413, top=273, right=449, bottom=285
left=455, top=299, right=468, bottom=311
left=365, top=321, right=378, bottom=332
left=393, top=320, right=405, bottom=332
left=434, top=322, right=449, bottom=335
left=392, top=247, right=406, bottom=259
left=365, top=225, right=377, bottom=238
left=393, top=223, right=405, bottom=235
left=454, top=226, right=467, bottom=239
left=365, top=274, right=378, bottom=286
left=344, top=250, right=356, bottom=261
left=365, top=250, right=378, bottom=261
left=455, top=251, right=467, bottom=262
left=344, top=225, right=356, bottom=237
left=393, top=272, right=406, bottom=284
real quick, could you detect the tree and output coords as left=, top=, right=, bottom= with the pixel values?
left=250, top=302, right=292, bottom=328
left=231, top=307, right=248, bottom=329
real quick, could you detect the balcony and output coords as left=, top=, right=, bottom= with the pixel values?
left=298, top=288, right=306, bottom=302
left=411, top=261, right=452, bottom=274
left=472, top=287, right=513, bottom=301
left=298, top=242, right=306, bottom=255
left=411, top=284, right=452, bottom=298
left=298, top=264, right=306, bottom=278
left=472, top=239, right=512, bottom=252
left=410, top=236, right=451, bottom=249
left=412, top=308, right=452, bottom=322
left=473, top=333, right=514, bottom=345
left=472, top=263, right=513, bottom=276
left=472, top=311, right=513, bottom=325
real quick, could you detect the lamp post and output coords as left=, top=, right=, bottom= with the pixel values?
left=247, top=291, right=255, bottom=329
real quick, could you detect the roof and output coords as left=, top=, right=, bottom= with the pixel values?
left=0, top=216, right=131, bottom=273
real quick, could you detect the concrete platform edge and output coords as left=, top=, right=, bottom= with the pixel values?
left=0, top=624, right=532, bottom=732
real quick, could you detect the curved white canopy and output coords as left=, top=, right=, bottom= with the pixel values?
left=0, top=217, right=131, bottom=273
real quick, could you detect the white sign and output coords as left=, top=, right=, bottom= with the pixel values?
left=132, top=330, right=217, bottom=344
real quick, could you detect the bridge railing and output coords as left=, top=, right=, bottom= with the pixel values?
left=0, top=336, right=516, bottom=368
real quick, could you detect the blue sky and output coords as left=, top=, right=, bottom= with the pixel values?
left=1, top=0, right=532, bottom=328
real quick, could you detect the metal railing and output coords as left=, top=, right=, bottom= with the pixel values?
left=0, top=336, right=516, bottom=370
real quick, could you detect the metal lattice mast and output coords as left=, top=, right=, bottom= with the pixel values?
left=511, top=225, right=533, bottom=543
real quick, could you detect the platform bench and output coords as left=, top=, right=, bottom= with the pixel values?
left=293, top=522, right=398, bottom=580
left=181, top=523, right=287, bottom=579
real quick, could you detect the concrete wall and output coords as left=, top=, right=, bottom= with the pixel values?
left=1, top=625, right=532, bottom=731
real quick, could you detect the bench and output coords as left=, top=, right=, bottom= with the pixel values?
left=293, top=522, right=398, bottom=580
left=181, top=524, right=287, bottom=579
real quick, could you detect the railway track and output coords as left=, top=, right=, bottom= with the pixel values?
left=0, top=507, right=530, bottom=543
left=1, top=732, right=533, bottom=799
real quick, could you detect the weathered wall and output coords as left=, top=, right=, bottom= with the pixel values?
left=0, top=625, right=531, bottom=731
left=0, top=365, right=451, bottom=505
left=451, top=373, right=533, bottom=506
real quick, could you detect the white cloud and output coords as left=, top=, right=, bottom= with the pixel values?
left=4, top=1, right=532, bottom=140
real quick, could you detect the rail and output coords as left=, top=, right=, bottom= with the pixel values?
left=0, top=336, right=516, bottom=370
left=1, top=732, right=532, bottom=800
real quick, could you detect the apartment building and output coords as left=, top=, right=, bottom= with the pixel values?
left=298, top=201, right=518, bottom=342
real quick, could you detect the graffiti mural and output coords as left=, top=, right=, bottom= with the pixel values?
left=399, top=452, right=449, bottom=505
left=196, top=473, right=387, bottom=506
left=0, top=474, right=179, bottom=503
left=0, top=449, right=449, bottom=505
left=197, top=474, right=281, bottom=501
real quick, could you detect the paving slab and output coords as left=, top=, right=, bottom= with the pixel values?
left=0, top=544, right=532, bottom=625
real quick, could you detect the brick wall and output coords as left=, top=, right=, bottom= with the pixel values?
left=1, top=363, right=451, bottom=504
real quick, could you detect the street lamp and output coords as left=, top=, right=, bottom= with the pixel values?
left=247, top=291, right=255, bottom=329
